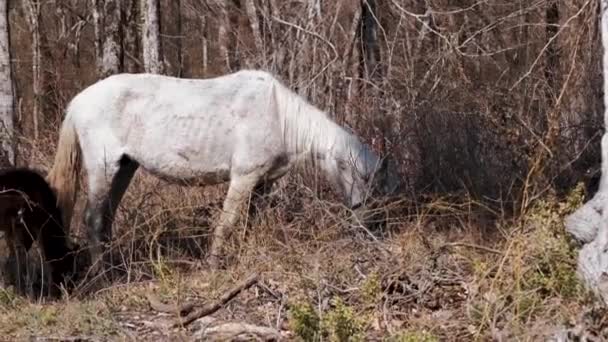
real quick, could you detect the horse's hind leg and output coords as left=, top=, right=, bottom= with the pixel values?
left=84, top=157, right=139, bottom=278
left=209, top=175, right=259, bottom=269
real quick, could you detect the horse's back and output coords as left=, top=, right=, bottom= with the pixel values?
left=67, top=70, right=291, bottom=181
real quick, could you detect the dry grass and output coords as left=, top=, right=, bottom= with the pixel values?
left=0, top=152, right=604, bottom=340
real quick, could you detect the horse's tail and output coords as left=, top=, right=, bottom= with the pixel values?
left=46, top=110, right=81, bottom=233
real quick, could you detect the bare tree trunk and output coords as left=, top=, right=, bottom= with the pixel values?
left=123, top=0, right=141, bottom=73
left=215, top=0, right=231, bottom=72
left=545, top=0, right=559, bottom=92
left=343, top=2, right=362, bottom=124
left=0, top=0, right=14, bottom=167
left=22, top=0, right=41, bottom=140
left=200, top=9, right=208, bottom=74
left=93, top=0, right=123, bottom=78
left=243, top=0, right=263, bottom=56
left=141, top=0, right=163, bottom=74
left=565, top=0, right=608, bottom=304
left=361, top=0, right=380, bottom=80
left=174, top=0, right=183, bottom=76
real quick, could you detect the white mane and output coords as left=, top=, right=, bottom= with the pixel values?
left=270, top=79, right=374, bottom=173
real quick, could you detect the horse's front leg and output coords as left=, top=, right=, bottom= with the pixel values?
left=209, top=175, right=259, bottom=270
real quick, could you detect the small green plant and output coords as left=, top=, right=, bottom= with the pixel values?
left=0, top=287, right=20, bottom=310
left=522, top=187, right=584, bottom=300
left=38, top=307, right=58, bottom=326
left=386, top=329, right=439, bottom=342
left=361, top=272, right=381, bottom=305
left=289, top=297, right=366, bottom=342
left=322, top=297, right=365, bottom=342
left=289, top=300, right=321, bottom=342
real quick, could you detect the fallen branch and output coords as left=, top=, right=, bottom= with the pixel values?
left=174, top=273, right=259, bottom=327
left=146, top=293, right=196, bottom=316
left=193, top=316, right=283, bottom=341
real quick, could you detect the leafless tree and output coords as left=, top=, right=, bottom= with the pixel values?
left=361, top=0, right=380, bottom=80
left=173, top=0, right=183, bottom=76
left=141, top=0, right=163, bottom=73
left=92, top=0, right=123, bottom=78
left=214, top=0, right=231, bottom=72
left=123, top=0, right=141, bottom=73
left=22, top=0, right=42, bottom=140
left=243, top=0, right=263, bottom=57
left=0, top=0, right=14, bottom=167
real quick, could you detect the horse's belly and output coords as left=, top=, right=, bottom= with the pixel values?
left=131, top=149, right=232, bottom=186
left=140, top=157, right=230, bottom=185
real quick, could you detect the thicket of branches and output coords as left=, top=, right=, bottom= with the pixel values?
left=8, top=0, right=603, bottom=211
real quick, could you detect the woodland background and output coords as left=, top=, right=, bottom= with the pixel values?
left=0, top=0, right=606, bottom=340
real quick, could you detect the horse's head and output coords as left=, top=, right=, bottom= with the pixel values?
left=326, top=141, right=401, bottom=212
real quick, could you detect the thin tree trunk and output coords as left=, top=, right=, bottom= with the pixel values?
left=545, top=0, right=559, bottom=91
left=565, top=0, right=608, bottom=304
left=141, top=0, right=163, bottom=74
left=216, top=0, right=231, bottom=72
left=0, top=0, right=14, bottom=167
left=343, top=2, right=362, bottom=124
left=200, top=10, right=208, bottom=74
left=174, top=0, right=183, bottom=76
left=22, top=0, right=41, bottom=140
left=123, top=0, right=141, bottom=73
left=243, top=0, right=263, bottom=56
left=93, top=0, right=123, bottom=78
left=361, top=0, right=380, bottom=80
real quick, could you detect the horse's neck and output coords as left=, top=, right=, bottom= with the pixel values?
left=286, top=103, right=351, bottom=161
left=274, top=82, right=360, bottom=170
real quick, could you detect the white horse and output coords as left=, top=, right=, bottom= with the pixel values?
left=46, top=70, right=400, bottom=271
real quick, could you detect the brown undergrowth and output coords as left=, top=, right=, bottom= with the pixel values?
left=0, top=140, right=605, bottom=341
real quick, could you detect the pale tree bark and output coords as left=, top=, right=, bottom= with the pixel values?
left=243, top=0, right=262, bottom=57
left=141, top=0, right=163, bottom=74
left=22, top=0, right=42, bottom=140
left=0, top=0, right=14, bottom=167
left=564, top=0, right=608, bottom=304
left=200, top=9, right=208, bottom=74
left=92, top=0, right=123, bottom=78
left=343, top=1, right=362, bottom=124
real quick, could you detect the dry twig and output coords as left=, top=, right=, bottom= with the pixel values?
left=145, top=293, right=196, bottom=316
left=173, top=273, right=260, bottom=327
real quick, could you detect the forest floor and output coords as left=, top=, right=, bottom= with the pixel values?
left=0, top=174, right=608, bottom=341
